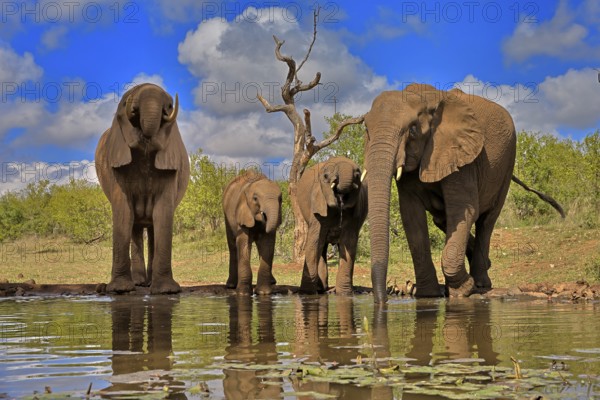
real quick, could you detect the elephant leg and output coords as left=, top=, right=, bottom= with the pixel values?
left=236, top=231, right=253, bottom=295
left=255, top=232, right=276, bottom=295
left=225, top=224, right=238, bottom=289
left=336, top=225, right=358, bottom=295
left=147, top=226, right=154, bottom=286
left=440, top=171, right=478, bottom=297
left=432, top=216, right=477, bottom=266
left=107, top=195, right=135, bottom=293
left=470, top=211, right=498, bottom=289
left=131, top=224, right=147, bottom=286
left=318, top=245, right=328, bottom=292
left=149, top=194, right=180, bottom=295
left=300, top=222, right=326, bottom=294
left=398, top=182, right=441, bottom=297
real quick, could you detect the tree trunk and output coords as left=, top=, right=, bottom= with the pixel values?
left=289, top=181, right=307, bottom=264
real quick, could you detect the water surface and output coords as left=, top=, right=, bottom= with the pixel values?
left=1, top=295, right=599, bottom=398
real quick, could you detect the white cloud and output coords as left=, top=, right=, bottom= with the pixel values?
left=41, top=26, right=68, bottom=51
left=177, top=6, right=390, bottom=161
left=455, top=69, right=600, bottom=135
left=0, top=160, right=97, bottom=194
left=0, top=45, right=43, bottom=84
left=503, top=0, right=600, bottom=63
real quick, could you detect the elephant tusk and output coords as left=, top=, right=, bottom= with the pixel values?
left=164, top=93, right=179, bottom=123
left=331, top=182, right=337, bottom=190
left=360, top=169, right=367, bottom=182
left=396, top=166, right=403, bottom=181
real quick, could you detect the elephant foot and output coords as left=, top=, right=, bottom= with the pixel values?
left=133, top=274, right=149, bottom=287
left=446, top=275, right=475, bottom=298
left=225, top=279, right=237, bottom=289
left=150, top=277, right=181, bottom=295
left=299, top=283, right=319, bottom=295
left=236, top=283, right=253, bottom=296
left=333, top=285, right=354, bottom=296
left=255, top=284, right=272, bottom=295
left=414, top=282, right=444, bottom=298
left=270, top=275, right=277, bottom=285
left=107, top=277, right=136, bottom=294
left=472, top=272, right=492, bottom=289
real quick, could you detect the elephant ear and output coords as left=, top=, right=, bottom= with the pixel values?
left=311, top=180, right=328, bottom=217
left=155, top=123, right=186, bottom=170
left=236, top=193, right=255, bottom=228
left=419, top=94, right=484, bottom=183
left=107, top=113, right=134, bottom=168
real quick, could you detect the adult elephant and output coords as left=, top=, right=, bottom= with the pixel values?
left=362, top=83, right=563, bottom=303
left=297, top=156, right=367, bottom=294
left=223, top=171, right=282, bottom=295
left=95, top=83, right=189, bottom=294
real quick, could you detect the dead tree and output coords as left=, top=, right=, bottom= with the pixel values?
left=257, top=10, right=364, bottom=263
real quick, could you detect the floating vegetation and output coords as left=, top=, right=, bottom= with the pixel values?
left=206, top=359, right=600, bottom=399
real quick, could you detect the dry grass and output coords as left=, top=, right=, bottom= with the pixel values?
left=1, top=222, right=598, bottom=289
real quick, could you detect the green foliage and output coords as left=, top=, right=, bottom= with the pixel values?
left=0, top=192, right=26, bottom=242
left=505, top=130, right=600, bottom=227
left=314, top=113, right=367, bottom=166
left=175, top=148, right=238, bottom=236
left=20, top=180, right=54, bottom=235
left=47, top=179, right=111, bottom=243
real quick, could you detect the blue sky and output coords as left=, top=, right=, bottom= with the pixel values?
left=1, top=0, right=600, bottom=188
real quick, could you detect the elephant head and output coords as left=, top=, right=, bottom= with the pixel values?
left=237, top=173, right=282, bottom=234
left=310, top=156, right=363, bottom=216
left=363, top=84, right=484, bottom=303
left=108, top=83, right=181, bottom=170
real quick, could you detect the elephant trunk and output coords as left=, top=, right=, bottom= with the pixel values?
left=263, top=199, right=280, bottom=234
left=335, top=163, right=358, bottom=193
left=366, top=138, right=397, bottom=304
left=140, top=100, right=162, bottom=138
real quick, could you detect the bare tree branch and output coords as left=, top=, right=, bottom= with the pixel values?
left=272, top=35, right=296, bottom=101
left=296, top=8, right=320, bottom=77
left=313, top=115, right=365, bottom=151
left=303, top=109, right=314, bottom=145
left=257, top=93, right=292, bottom=114
left=291, top=72, right=321, bottom=96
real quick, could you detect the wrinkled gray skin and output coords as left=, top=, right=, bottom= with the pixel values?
left=223, top=171, right=282, bottom=295
left=364, top=83, right=516, bottom=303
left=95, top=83, right=189, bottom=294
left=297, top=157, right=367, bottom=294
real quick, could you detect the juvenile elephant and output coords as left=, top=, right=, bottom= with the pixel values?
left=223, top=171, right=282, bottom=295
left=297, top=157, right=367, bottom=294
left=362, top=84, right=563, bottom=302
left=95, top=83, right=189, bottom=294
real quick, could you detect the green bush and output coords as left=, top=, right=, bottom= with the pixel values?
left=48, top=179, right=111, bottom=243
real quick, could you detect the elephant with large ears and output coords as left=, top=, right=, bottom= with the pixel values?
left=223, top=171, right=282, bottom=295
left=362, top=83, right=563, bottom=303
left=297, top=156, right=367, bottom=294
left=95, top=83, right=189, bottom=294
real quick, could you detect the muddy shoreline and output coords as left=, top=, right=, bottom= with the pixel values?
left=1, top=281, right=599, bottom=301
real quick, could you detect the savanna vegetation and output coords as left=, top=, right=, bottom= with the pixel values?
left=1, top=116, right=599, bottom=287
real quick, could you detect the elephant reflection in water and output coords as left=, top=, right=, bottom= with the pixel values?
left=223, top=295, right=282, bottom=399
left=406, top=299, right=499, bottom=366
left=105, top=296, right=186, bottom=399
left=292, top=296, right=393, bottom=399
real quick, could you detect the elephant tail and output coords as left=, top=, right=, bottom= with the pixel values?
left=511, top=175, right=566, bottom=218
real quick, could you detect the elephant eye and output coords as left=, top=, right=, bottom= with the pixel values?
left=409, top=125, right=417, bottom=137
left=253, top=195, right=258, bottom=202
left=323, top=173, right=329, bottom=181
